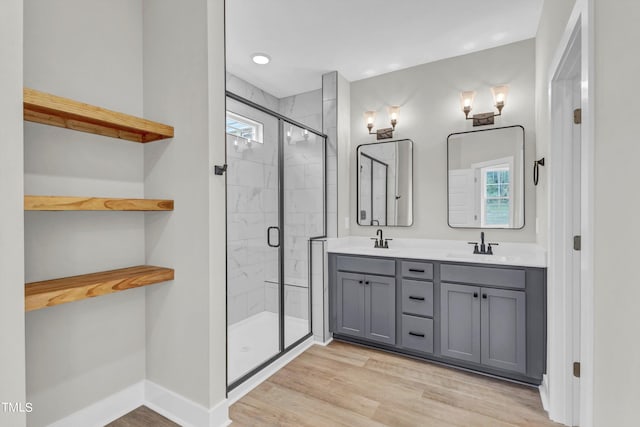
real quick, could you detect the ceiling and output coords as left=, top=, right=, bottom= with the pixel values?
left=226, top=0, right=543, bottom=98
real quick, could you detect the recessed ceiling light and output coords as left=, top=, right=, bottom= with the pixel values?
left=251, top=53, right=271, bottom=65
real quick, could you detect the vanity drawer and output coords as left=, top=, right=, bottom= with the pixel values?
left=402, top=280, right=433, bottom=317
left=401, top=315, right=433, bottom=354
left=401, top=261, right=433, bottom=280
left=441, top=264, right=525, bottom=289
left=336, top=255, right=395, bottom=276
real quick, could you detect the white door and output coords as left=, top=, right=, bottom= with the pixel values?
left=448, top=169, right=478, bottom=227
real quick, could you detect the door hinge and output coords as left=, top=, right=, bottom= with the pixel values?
left=573, top=235, right=582, bottom=251
left=574, top=108, right=582, bottom=124
left=573, top=362, right=581, bottom=378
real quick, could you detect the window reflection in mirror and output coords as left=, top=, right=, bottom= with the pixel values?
left=357, top=139, right=413, bottom=227
left=447, top=126, right=524, bottom=229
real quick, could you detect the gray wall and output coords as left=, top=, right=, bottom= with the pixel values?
left=348, top=39, right=537, bottom=242
left=23, top=1, right=146, bottom=425
left=143, top=0, right=227, bottom=409
left=0, top=0, right=26, bottom=426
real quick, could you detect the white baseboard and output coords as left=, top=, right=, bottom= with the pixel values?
left=47, top=381, right=145, bottom=427
left=539, top=374, right=550, bottom=412
left=145, top=380, right=230, bottom=427
left=47, top=381, right=230, bottom=427
left=47, top=335, right=321, bottom=426
left=314, top=336, right=333, bottom=346
left=227, top=336, right=314, bottom=405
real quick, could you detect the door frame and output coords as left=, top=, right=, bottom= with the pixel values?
left=546, top=0, right=594, bottom=425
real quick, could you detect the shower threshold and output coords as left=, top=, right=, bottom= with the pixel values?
left=228, top=311, right=309, bottom=384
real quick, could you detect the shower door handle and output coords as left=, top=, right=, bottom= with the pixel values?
left=267, top=226, right=281, bottom=248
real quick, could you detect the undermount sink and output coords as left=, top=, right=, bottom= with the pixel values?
left=445, top=252, right=517, bottom=263
left=355, top=247, right=400, bottom=255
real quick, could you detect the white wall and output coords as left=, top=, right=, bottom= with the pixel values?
left=143, top=0, right=227, bottom=410
left=23, top=1, right=146, bottom=425
left=592, top=1, right=640, bottom=424
left=535, top=0, right=577, bottom=249
left=348, top=39, right=537, bottom=242
left=0, top=0, right=26, bottom=426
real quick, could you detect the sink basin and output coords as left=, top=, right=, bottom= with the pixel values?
left=352, top=247, right=400, bottom=256
left=445, top=252, right=517, bottom=263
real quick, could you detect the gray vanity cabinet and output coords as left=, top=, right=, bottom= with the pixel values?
left=366, top=275, right=396, bottom=344
left=440, top=283, right=481, bottom=363
left=481, top=287, right=526, bottom=373
left=336, top=272, right=366, bottom=338
left=336, top=271, right=395, bottom=345
left=329, top=253, right=546, bottom=384
left=440, top=283, right=526, bottom=374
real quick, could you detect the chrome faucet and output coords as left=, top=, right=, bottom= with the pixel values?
left=468, top=232, right=499, bottom=255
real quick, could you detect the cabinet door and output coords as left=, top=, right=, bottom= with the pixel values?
left=364, top=274, right=396, bottom=345
left=440, top=283, right=481, bottom=363
left=336, top=272, right=365, bottom=337
left=481, top=288, right=526, bottom=373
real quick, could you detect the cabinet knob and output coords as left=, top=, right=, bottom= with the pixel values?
left=482, top=294, right=487, bottom=299
left=365, top=281, right=370, bottom=285
left=473, top=292, right=478, bottom=298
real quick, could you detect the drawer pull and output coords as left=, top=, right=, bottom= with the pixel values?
left=408, top=296, right=425, bottom=301
left=409, top=268, right=425, bottom=273
left=408, top=331, right=425, bottom=338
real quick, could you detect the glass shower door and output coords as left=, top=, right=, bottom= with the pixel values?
left=226, top=94, right=326, bottom=390
left=226, top=97, right=281, bottom=385
left=282, top=122, right=324, bottom=348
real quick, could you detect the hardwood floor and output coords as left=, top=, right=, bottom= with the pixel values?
left=230, top=340, right=560, bottom=427
left=107, top=406, right=179, bottom=427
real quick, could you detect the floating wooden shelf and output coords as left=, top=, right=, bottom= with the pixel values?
left=25, top=195, right=174, bottom=211
left=23, top=87, right=174, bottom=143
left=25, top=265, right=174, bottom=311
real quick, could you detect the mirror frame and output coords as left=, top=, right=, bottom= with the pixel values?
left=356, top=138, right=414, bottom=227
left=446, top=125, right=525, bottom=230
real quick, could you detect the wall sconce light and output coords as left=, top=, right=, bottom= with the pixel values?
left=460, top=85, right=509, bottom=126
left=365, top=106, right=400, bottom=140
left=286, top=126, right=313, bottom=145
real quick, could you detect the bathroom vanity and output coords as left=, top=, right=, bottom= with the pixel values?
left=328, top=238, right=546, bottom=385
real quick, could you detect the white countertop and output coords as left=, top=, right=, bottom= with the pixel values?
left=326, top=237, right=547, bottom=268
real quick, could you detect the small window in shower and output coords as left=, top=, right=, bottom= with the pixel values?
left=226, top=111, right=264, bottom=144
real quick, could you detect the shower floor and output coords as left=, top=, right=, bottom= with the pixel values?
left=228, top=311, right=309, bottom=384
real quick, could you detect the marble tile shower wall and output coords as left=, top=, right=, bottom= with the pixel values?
left=227, top=131, right=279, bottom=325
left=322, top=71, right=338, bottom=238
left=226, top=73, right=325, bottom=326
